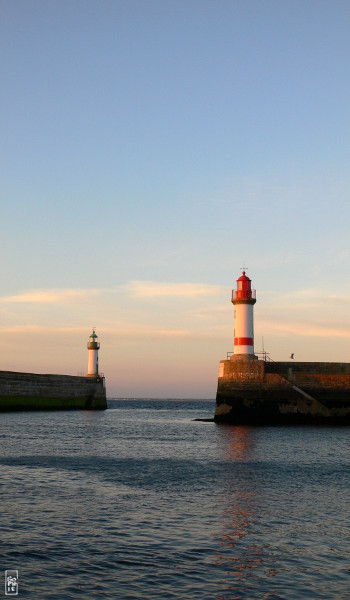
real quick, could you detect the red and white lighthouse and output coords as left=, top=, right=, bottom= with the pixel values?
left=231, top=270, right=256, bottom=358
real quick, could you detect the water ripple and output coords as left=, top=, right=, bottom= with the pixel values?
left=1, top=402, right=350, bottom=598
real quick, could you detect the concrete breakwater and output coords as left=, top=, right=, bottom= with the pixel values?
left=215, top=359, right=350, bottom=425
left=0, top=370, right=107, bottom=411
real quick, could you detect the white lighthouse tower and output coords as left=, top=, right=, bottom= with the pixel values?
left=87, top=329, right=100, bottom=377
left=231, top=270, right=256, bottom=359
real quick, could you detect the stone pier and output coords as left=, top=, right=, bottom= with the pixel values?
left=0, top=370, right=107, bottom=411
left=215, top=359, right=350, bottom=425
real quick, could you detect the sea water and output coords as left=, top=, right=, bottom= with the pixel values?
left=0, top=399, right=349, bottom=599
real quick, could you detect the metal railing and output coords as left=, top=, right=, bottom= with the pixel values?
left=232, top=289, right=256, bottom=301
left=76, top=372, right=105, bottom=378
left=255, top=351, right=274, bottom=362
left=87, top=342, right=100, bottom=349
left=226, top=351, right=274, bottom=362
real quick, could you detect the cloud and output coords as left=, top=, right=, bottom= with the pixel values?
left=0, top=280, right=226, bottom=306
left=125, top=280, right=224, bottom=298
left=109, top=327, right=192, bottom=339
left=259, top=317, right=350, bottom=339
left=2, top=323, right=195, bottom=341
left=259, top=288, right=350, bottom=312
left=2, top=325, right=95, bottom=335
left=0, top=289, right=101, bottom=305
left=2, top=322, right=226, bottom=342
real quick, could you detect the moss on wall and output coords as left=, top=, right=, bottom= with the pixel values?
left=0, top=395, right=107, bottom=411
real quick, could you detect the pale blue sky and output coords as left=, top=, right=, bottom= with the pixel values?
left=1, top=0, right=350, bottom=396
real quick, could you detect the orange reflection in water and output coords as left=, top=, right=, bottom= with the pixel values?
left=215, top=426, right=275, bottom=596
left=220, top=425, right=254, bottom=462
left=215, top=489, right=262, bottom=583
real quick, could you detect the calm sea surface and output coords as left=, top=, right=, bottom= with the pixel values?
left=1, top=399, right=349, bottom=599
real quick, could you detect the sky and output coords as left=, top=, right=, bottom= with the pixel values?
left=1, top=0, right=350, bottom=397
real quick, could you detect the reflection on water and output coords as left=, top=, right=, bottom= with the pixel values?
left=215, top=426, right=279, bottom=599
left=1, top=403, right=349, bottom=599
left=220, top=426, right=254, bottom=462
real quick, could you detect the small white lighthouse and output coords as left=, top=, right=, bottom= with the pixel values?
left=87, top=329, right=100, bottom=377
left=231, top=270, right=256, bottom=358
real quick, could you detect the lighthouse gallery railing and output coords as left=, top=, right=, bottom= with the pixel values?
left=231, top=289, right=256, bottom=301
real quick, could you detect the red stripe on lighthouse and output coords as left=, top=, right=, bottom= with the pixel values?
left=234, top=337, right=253, bottom=346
